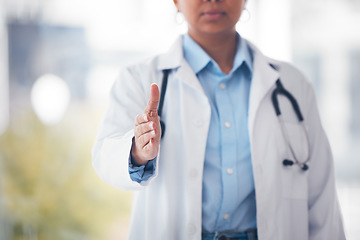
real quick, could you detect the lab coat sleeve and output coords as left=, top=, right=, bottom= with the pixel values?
left=304, top=83, right=346, bottom=239
left=91, top=66, right=159, bottom=191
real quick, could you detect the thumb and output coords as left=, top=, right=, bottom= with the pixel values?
left=145, top=83, right=160, bottom=116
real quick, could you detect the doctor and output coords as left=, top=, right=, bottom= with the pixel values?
left=92, top=0, right=346, bottom=239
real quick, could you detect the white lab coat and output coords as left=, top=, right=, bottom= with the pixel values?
left=91, top=36, right=345, bottom=240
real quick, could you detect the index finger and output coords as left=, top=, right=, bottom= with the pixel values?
left=144, top=83, right=160, bottom=116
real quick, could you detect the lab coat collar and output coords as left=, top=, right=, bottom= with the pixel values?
left=157, top=36, right=183, bottom=71
left=157, top=36, right=281, bottom=124
left=157, top=36, right=206, bottom=94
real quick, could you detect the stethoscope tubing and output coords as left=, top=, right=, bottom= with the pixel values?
left=158, top=68, right=311, bottom=171
left=277, top=115, right=311, bottom=171
left=158, top=69, right=170, bottom=139
left=271, top=79, right=311, bottom=171
left=272, top=79, right=304, bottom=122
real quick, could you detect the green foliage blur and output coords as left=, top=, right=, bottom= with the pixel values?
left=0, top=104, right=132, bottom=240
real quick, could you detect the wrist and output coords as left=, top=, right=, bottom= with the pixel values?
left=131, top=140, right=149, bottom=166
left=131, top=152, right=149, bottom=166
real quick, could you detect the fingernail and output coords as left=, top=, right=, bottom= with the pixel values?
left=149, top=122, right=154, bottom=130
left=151, top=130, right=155, bottom=136
left=143, top=114, right=148, bottom=121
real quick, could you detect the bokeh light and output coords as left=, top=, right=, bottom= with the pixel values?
left=31, top=74, right=70, bottom=125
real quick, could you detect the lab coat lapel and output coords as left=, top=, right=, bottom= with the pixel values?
left=175, top=59, right=206, bottom=93
left=247, top=42, right=280, bottom=139
left=158, top=36, right=281, bottom=126
left=157, top=36, right=182, bottom=71
left=157, top=36, right=206, bottom=94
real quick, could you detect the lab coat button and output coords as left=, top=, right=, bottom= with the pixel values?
left=219, top=83, right=226, bottom=89
left=226, top=168, right=233, bottom=175
left=187, top=224, right=196, bottom=235
left=224, top=121, right=231, bottom=128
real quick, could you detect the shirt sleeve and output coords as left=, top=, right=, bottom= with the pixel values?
left=129, top=153, right=157, bottom=183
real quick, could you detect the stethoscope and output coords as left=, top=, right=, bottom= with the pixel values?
left=271, top=76, right=311, bottom=171
left=157, top=64, right=311, bottom=171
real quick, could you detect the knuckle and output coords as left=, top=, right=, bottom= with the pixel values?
left=134, top=126, right=141, bottom=137
left=149, top=110, right=158, bottom=118
left=144, top=144, right=153, bottom=154
left=135, top=114, right=148, bottom=125
left=141, top=124, right=149, bottom=133
left=136, top=123, right=149, bottom=136
left=137, top=128, right=145, bottom=136
left=138, top=135, right=146, bottom=146
left=139, top=133, right=151, bottom=147
left=135, top=114, right=141, bottom=123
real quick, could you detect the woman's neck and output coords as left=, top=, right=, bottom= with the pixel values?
left=188, top=30, right=238, bottom=75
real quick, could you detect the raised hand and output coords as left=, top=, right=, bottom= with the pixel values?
left=131, top=84, right=162, bottom=165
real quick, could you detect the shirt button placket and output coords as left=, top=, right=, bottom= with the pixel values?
left=216, top=78, right=237, bottom=230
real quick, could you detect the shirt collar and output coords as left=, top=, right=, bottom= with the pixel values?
left=182, top=33, right=253, bottom=75
left=183, top=33, right=211, bottom=74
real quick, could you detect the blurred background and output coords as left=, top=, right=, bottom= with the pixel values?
left=0, top=0, right=359, bottom=239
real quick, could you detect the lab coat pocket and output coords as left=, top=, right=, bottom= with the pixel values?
left=281, top=122, right=309, bottom=200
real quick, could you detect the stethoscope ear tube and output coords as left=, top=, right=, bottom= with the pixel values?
left=272, top=80, right=304, bottom=122
left=271, top=83, right=282, bottom=117
left=282, top=159, right=294, bottom=166
left=282, top=159, right=309, bottom=171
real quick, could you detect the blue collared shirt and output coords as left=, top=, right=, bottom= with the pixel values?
left=129, top=33, right=257, bottom=233
left=183, top=33, right=256, bottom=233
